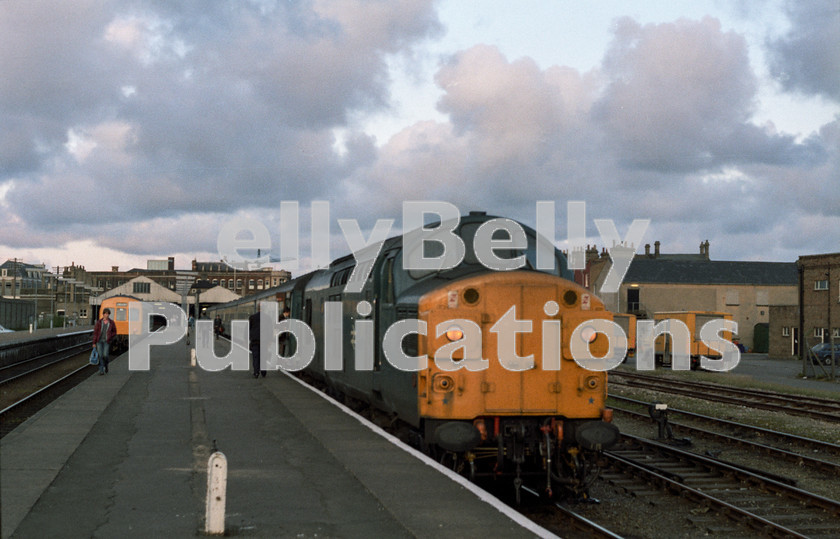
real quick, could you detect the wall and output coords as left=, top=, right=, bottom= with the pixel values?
left=769, top=305, right=799, bottom=358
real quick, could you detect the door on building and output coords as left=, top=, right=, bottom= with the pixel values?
left=627, top=288, right=639, bottom=312
left=753, top=323, right=769, bottom=353
left=791, top=327, right=799, bottom=356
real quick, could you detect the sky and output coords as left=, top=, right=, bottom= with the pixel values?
left=1, top=0, right=838, bottom=276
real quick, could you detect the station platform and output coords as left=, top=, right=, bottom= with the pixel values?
left=1, top=336, right=550, bottom=538
left=0, top=326, right=92, bottom=346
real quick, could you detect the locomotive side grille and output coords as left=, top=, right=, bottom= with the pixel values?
left=396, top=306, right=417, bottom=320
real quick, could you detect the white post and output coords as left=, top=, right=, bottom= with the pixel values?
left=205, top=451, right=227, bottom=535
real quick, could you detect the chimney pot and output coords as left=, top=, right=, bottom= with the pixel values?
left=645, top=244, right=650, bottom=256
left=654, top=240, right=660, bottom=257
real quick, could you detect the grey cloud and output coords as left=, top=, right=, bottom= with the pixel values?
left=766, top=0, right=840, bottom=101
left=1, top=0, right=441, bottom=232
left=593, top=16, right=829, bottom=174
left=594, top=17, right=757, bottom=171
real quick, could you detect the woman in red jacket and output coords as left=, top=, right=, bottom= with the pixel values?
left=92, top=308, right=117, bottom=375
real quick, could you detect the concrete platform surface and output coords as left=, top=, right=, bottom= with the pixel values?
left=0, top=327, right=92, bottom=347
left=1, top=338, right=552, bottom=538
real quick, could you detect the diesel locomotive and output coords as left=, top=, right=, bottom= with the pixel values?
left=208, top=211, right=620, bottom=499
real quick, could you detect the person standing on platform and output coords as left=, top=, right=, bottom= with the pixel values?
left=279, top=306, right=291, bottom=357
left=92, top=308, right=117, bottom=375
left=249, top=309, right=266, bottom=378
left=213, top=314, right=223, bottom=340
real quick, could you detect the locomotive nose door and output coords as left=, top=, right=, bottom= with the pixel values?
left=482, top=284, right=558, bottom=413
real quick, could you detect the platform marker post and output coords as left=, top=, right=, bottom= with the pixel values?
left=205, top=451, right=227, bottom=535
left=190, top=347, right=196, bottom=367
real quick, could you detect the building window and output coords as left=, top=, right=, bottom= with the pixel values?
left=815, top=279, right=829, bottom=290
left=814, top=328, right=826, bottom=339
left=236, top=279, right=242, bottom=289
left=249, top=279, right=255, bottom=289
left=228, top=280, right=234, bottom=289
left=257, top=279, right=263, bottom=289
left=833, top=328, right=840, bottom=339
left=133, top=282, right=151, bottom=294
left=782, top=327, right=790, bottom=337
left=725, top=290, right=739, bottom=306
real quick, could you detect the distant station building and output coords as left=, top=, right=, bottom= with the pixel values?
left=1, top=259, right=94, bottom=328
left=0, top=256, right=292, bottom=327
left=190, top=260, right=291, bottom=295
left=90, top=276, right=242, bottom=319
left=588, top=241, right=798, bottom=353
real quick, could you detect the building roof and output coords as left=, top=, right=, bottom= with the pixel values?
left=623, top=259, right=798, bottom=286
left=93, top=276, right=182, bottom=304
left=197, top=286, right=241, bottom=304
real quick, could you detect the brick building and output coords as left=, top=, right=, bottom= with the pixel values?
left=768, top=305, right=800, bottom=358
left=795, top=252, right=840, bottom=357
left=1, top=259, right=95, bottom=327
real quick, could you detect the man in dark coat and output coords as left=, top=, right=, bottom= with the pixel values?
left=248, top=310, right=265, bottom=378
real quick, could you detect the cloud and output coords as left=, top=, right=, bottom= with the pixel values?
left=1, top=2, right=837, bottom=271
left=766, top=0, right=840, bottom=101
left=339, top=15, right=837, bottom=264
left=1, top=0, right=441, bottom=231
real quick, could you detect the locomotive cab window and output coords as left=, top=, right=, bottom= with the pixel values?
left=463, top=222, right=525, bottom=265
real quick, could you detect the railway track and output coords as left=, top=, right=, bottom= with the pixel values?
left=604, top=433, right=840, bottom=538
left=609, top=394, right=840, bottom=476
left=516, top=485, right=624, bottom=538
left=0, top=345, right=96, bottom=438
left=0, top=341, right=92, bottom=385
left=609, top=371, right=840, bottom=423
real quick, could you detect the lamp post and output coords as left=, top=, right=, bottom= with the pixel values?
left=827, top=268, right=835, bottom=382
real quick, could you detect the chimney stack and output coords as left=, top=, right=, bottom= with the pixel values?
left=168, top=256, right=175, bottom=270
left=654, top=241, right=660, bottom=257
left=645, top=244, right=650, bottom=256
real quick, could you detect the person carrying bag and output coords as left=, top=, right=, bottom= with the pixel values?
left=92, top=308, right=117, bottom=375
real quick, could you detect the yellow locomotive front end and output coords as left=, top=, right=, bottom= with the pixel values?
left=416, top=271, right=619, bottom=497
